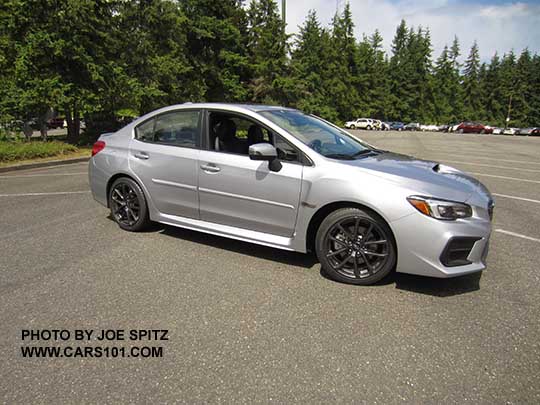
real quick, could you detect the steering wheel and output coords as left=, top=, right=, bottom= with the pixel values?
left=308, top=139, right=322, bottom=153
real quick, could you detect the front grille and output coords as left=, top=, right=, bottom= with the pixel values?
left=440, top=237, right=481, bottom=267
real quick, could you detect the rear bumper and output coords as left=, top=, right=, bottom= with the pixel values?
left=390, top=213, right=491, bottom=278
left=88, top=158, right=108, bottom=207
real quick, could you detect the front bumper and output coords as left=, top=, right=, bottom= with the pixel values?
left=390, top=212, right=491, bottom=278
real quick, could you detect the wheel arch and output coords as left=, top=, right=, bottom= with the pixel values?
left=305, top=201, right=397, bottom=254
left=106, top=172, right=139, bottom=208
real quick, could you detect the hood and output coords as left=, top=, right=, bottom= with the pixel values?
left=342, top=152, right=487, bottom=202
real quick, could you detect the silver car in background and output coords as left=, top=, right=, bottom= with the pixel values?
left=89, top=103, right=493, bottom=285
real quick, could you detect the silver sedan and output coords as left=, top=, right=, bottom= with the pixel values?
left=89, top=103, right=493, bottom=285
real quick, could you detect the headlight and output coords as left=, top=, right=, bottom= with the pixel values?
left=407, top=196, right=472, bottom=220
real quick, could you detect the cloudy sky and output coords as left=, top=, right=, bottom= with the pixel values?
left=280, top=0, right=540, bottom=62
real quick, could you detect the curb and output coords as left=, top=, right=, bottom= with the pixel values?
left=0, top=157, right=90, bottom=173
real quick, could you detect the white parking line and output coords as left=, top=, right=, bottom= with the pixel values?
left=0, top=172, right=87, bottom=178
left=493, top=193, right=540, bottom=204
left=443, top=160, right=540, bottom=173
left=0, top=191, right=90, bottom=197
left=469, top=172, right=540, bottom=184
left=495, top=229, right=540, bottom=243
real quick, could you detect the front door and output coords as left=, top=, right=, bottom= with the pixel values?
left=198, top=112, right=303, bottom=237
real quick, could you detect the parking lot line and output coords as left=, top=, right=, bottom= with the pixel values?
left=495, top=229, right=540, bottom=243
left=0, top=191, right=90, bottom=197
left=442, top=160, right=540, bottom=173
left=468, top=172, right=540, bottom=184
left=0, top=172, right=87, bottom=178
left=493, top=193, right=540, bottom=204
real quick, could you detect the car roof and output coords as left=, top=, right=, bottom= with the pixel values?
left=159, top=102, right=297, bottom=113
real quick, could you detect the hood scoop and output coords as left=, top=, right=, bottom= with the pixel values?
left=432, top=163, right=461, bottom=174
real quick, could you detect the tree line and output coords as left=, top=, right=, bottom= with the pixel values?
left=1, top=0, right=538, bottom=143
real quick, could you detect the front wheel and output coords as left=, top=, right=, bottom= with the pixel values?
left=316, top=208, right=396, bottom=285
left=109, top=177, right=151, bottom=231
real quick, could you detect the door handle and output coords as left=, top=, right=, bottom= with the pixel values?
left=200, top=164, right=221, bottom=173
left=134, top=152, right=149, bottom=160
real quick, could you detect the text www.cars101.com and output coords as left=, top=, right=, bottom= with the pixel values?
left=21, top=345, right=163, bottom=358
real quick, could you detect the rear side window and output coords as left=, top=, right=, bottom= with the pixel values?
left=135, top=110, right=200, bottom=148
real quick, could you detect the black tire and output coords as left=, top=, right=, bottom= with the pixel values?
left=108, top=177, right=151, bottom=232
left=315, top=208, right=396, bottom=285
left=351, top=125, right=356, bottom=130
left=366, top=125, right=372, bottom=130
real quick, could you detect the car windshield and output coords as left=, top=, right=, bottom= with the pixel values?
left=259, top=109, right=375, bottom=159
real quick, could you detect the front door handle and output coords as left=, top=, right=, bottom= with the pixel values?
left=200, top=164, right=221, bottom=173
left=134, top=152, right=149, bottom=160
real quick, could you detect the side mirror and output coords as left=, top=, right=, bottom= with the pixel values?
left=248, top=143, right=282, bottom=172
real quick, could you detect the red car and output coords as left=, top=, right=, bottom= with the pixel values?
left=455, top=122, right=493, bottom=134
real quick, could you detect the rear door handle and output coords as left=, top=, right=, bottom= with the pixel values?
left=200, top=163, right=220, bottom=173
left=134, top=152, right=149, bottom=160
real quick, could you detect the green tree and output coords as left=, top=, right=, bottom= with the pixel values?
left=462, top=41, right=483, bottom=120
left=182, top=0, right=249, bottom=103
left=246, top=0, right=289, bottom=104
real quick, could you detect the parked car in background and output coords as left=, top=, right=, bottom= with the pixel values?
left=421, top=124, right=439, bottom=132
left=381, top=122, right=390, bottom=131
left=404, top=122, right=420, bottom=131
left=492, top=127, right=504, bottom=135
left=455, top=122, right=493, bottom=134
left=46, top=117, right=66, bottom=129
left=503, top=127, right=519, bottom=135
left=345, top=118, right=375, bottom=130
left=372, top=119, right=380, bottom=130
left=516, top=127, right=539, bottom=136
left=89, top=102, right=493, bottom=286
left=389, top=122, right=405, bottom=131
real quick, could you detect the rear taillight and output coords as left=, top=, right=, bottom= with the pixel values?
left=92, top=140, right=106, bottom=156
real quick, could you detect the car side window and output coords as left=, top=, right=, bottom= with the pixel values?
left=273, top=133, right=301, bottom=163
left=135, top=110, right=200, bottom=148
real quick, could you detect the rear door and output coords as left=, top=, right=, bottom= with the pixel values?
left=129, top=109, right=202, bottom=219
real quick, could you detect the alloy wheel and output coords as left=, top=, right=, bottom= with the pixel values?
left=324, top=216, right=390, bottom=280
left=110, top=182, right=141, bottom=227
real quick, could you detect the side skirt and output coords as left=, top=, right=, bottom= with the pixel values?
left=156, top=212, right=298, bottom=252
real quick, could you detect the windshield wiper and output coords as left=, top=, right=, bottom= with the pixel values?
left=324, top=153, right=356, bottom=160
left=352, top=149, right=382, bottom=158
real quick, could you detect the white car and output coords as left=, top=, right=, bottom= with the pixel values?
left=345, top=118, right=375, bottom=130
left=420, top=124, right=439, bottom=132
left=492, top=127, right=503, bottom=135
left=503, top=127, right=518, bottom=135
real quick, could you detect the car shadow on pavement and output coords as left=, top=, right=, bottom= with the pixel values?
left=394, top=271, right=482, bottom=297
left=159, top=224, right=319, bottom=269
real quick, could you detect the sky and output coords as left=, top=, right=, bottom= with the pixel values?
left=279, top=0, right=540, bottom=62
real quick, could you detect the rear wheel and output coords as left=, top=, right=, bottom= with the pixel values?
left=109, top=177, right=150, bottom=231
left=366, top=125, right=372, bottom=130
left=316, top=208, right=396, bottom=285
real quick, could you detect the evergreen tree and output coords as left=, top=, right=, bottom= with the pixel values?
left=182, top=0, right=249, bottom=103
left=448, top=36, right=464, bottom=121
left=289, top=10, right=337, bottom=120
left=246, top=0, right=289, bottom=104
left=462, top=41, right=483, bottom=120
left=433, top=46, right=454, bottom=123
left=327, top=3, right=362, bottom=121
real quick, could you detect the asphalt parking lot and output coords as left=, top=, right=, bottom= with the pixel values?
left=1, top=130, right=539, bottom=403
